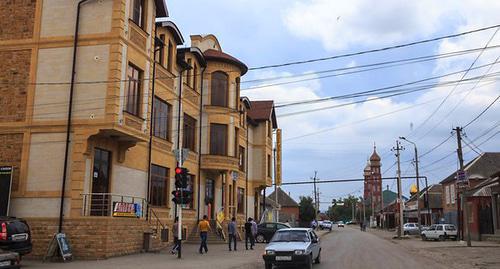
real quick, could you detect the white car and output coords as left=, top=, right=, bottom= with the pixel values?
left=403, top=223, right=420, bottom=235
left=263, top=228, right=321, bottom=269
left=320, top=220, right=332, bottom=230
left=336, top=221, right=345, bottom=228
left=421, top=224, right=458, bottom=241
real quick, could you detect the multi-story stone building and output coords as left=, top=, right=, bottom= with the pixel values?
left=0, top=0, right=278, bottom=259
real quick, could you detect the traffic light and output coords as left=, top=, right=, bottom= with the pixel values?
left=171, top=190, right=193, bottom=204
left=174, top=167, right=190, bottom=189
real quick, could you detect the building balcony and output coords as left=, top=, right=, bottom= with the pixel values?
left=128, top=19, right=149, bottom=52
left=201, top=154, right=239, bottom=171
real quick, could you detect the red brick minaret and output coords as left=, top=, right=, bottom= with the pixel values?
left=369, top=146, right=382, bottom=212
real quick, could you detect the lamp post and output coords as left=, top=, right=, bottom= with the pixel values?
left=399, top=137, right=423, bottom=228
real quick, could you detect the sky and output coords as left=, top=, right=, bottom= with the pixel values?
left=167, top=0, right=500, bottom=210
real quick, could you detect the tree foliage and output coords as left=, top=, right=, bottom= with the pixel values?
left=298, top=196, right=316, bottom=222
left=326, top=195, right=359, bottom=221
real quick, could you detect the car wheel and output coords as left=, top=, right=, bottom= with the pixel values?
left=404, top=231, right=408, bottom=235
left=265, top=262, right=273, bottom=269
left=256, top=234, right=266, bottom=243
left=439, top=235, right=445, bottom=241
left=421, top=234, right=427, bottom=241
left=314, top=250, right=321, bottom=264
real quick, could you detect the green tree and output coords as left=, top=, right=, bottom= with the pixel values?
left=327, top=195, right=359, bottom=222
left=299, top=196, right=316, bottom=222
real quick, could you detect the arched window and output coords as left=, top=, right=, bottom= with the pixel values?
left=211, top=71, right=228, bottom=107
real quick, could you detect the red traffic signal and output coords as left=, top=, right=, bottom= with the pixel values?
left=171, top=190, right=193, bottom=204
left=175, top=167, right=182, bottom=174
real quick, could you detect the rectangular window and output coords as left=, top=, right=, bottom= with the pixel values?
left=237, top=187, right=245, bottom=214
left=235, top=77, right=240, bottom=109
left=210, top=124, right=227, bottom=155
left=234, top=128, right=239, bottom=157
left=450, top=184, right=456, bottom=204
left=239, top=146, right=245, bottom=172
left=183, top=114, right=196, bottom=151
left=445, top=185, right=450, bottom=205
left=151, top=165, right=169, bottom=206
left=131, top=0, right=145, bottom=28
left=153, top=97, right=171, bottom=140
left=193, top=64, right=198, bottom=91
left=181, top=174, right=195, bottom=209
left=158, top=34, right=165, bottom=66
left=267, top=154, right=272, bottom=177
left=125, top=64, right=142, bottom=116
left=187, top=58, right=193, bottom=87
left=167, top=41, right=173, bottom=72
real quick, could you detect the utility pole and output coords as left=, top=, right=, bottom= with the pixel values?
left=400, top=137, right=422, bottom=229
left=313, top=171, right=318, bottom=220
left=393, top=140, right=404, bottom=238
left=454, top=127, right=472, bottom=247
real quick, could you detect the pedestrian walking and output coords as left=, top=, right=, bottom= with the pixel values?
left=228, top=217, right=237, bottom=251
left=251, top=218, right=258, bottom=247
left=360, top=221, right=363, bottom=231
left=244, top=218, right=255, bottom=250
left=171, top=217, right=180, bottom=255
left=198, top=215, right=211, bottom=254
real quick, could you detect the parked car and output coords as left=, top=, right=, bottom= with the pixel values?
left=346, top=220, right=357, bottom=225
left=320, top=220, right=332, bottom=230
left=421, top=224, right=458, bottom=241
left=256, top=222, right=291, bottom=243
left=336, top=221, right=345, bottom=228
left=263, top=228, right=321, bottom=269
left=0, top=217, right=32, bottom=255
left=403, top=223, right=420, bottom=235
left=0, top=250, right=20, bottom=269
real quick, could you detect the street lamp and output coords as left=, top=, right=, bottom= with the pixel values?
left=399, top=137, right=429, bottom=228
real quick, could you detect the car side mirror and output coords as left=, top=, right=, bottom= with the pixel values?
left=312, top=238, right=318, bottom=243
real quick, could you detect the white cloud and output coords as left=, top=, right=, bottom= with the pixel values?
left=283, top=0, right=452, bottom=51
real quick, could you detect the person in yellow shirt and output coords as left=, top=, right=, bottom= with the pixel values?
left=198, top=215, right=211, bottom=254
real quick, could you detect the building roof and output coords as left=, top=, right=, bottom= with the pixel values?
left=262, top=197, right=279, bottom=209
left=382, top=189, right=408, bottom=205
left=177, top=47, right=207, bottom=67
left=247, top=100, right=278, bottom=128
left=370, top=149, right=381, bottom=162
left=156, top=21, right=184, bottom=45
left=203, top=49, right=248, bottom=75
left=267, top=188, right=299, bottom=207
left=155, top=0, right=168, bottom=18
left=440, top=152, right=500, bottom=184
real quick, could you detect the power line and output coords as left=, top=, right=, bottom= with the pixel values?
left=463, top=94, right=500, bottom=128
left=411, top=26, right=500, bottom=138
left=248, top=24, right=500, bottom=70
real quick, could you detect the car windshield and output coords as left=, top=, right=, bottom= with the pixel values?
left=270, top=230, right=310, bottom=242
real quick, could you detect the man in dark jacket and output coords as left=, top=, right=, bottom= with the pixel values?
left=244, top=217, right=255, bottom=250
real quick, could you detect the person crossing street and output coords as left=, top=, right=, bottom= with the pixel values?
left=171, top=217, right=180, bottom=255
left=228, top=217, right=237, bottom=251
left=198, top=215, right=211, bottom=254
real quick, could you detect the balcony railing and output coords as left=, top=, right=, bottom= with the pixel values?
left=81, top=193, right=147, bottom=218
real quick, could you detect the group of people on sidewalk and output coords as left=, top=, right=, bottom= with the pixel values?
left=171, top=215, right=259, bottom=255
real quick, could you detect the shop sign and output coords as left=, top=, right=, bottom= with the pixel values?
left=112, top=202, right=142, bottom=218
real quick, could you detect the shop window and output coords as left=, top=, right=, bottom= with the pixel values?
left=211, top=71, right=228, bottom=107
left=183, top=114, right=196, bottom=151
left=125, top=64, right=142, bottom=117
left=131, top=0, right=145, bottom=29
left=151, top=165, right=169, bottom=206
left=210, top=123, right=227, bottom=155
left=237, top=187, right=245, bottom=214
left=153, top=97, right=171, bottom=141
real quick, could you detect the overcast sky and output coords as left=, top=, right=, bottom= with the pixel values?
left=168, top=0, right=500, bottom=210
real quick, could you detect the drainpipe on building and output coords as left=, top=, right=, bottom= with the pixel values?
left=146, top=28, right=163, bottom=221
left=58, top=0, right=95, bottom=234
left=196, top=66, right=206, bottom=222
left=245, top=121, right=249, bottom=221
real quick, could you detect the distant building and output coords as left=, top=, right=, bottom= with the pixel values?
left=380, top=186, right=408, bottom=229
left=267, top=188, right=300, bottom=226
left=363, top=146, right=383, bottom=213
left=404, top=184, right=443, bottom=225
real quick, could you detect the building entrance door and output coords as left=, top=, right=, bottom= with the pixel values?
left=0, top=167, right=13, bottom=216
left=91, top=148, right=111, bottom=216
left=205, top=179, right=215, bottom=219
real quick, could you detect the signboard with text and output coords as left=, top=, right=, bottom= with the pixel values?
left=112, top=202, right=142, bottom=218
left=275, top=129, right=282, bottom=186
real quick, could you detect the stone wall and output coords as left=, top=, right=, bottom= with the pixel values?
left=27, top=217, right=169, bottom=259
left=0, top=0, right=36, bottom=40
left=0, top=49, right=30, bottom=123
left=0, top=133, right=23, bottom=192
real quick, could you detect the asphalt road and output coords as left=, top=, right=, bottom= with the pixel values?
left=272, top=226, right=450, bottom=269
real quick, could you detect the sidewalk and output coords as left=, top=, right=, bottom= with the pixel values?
left=23, top=229, right=332, bottom=269
left=367, top=228, right=500, bottom=269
